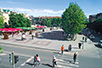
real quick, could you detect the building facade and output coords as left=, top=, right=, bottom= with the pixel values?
left=0, top=8, right=10, bottom=24
left=89, top=13, right=102, bottom=22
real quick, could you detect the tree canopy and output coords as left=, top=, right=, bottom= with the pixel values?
left=0, top=11, right=4, bottom=28
left=62, top=2, right=87, bottom=34
left=9, top=13, right=31, bottom=28
left=34, top=17, right=62, bottom=27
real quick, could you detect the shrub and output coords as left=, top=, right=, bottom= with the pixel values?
left=1, top=50, right=3, bottom=53
left=0, top=47, right=3, bottom=50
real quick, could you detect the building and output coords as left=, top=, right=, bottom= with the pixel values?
left=89, top=13, right=102, bottom=22
left=96, top=13, right=102, bottom=19
left=0, top=8, right=10, bottom=24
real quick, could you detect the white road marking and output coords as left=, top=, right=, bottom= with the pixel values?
left=57, top=65, right=70, bottom=68
left=20, top=56, right=33, bottom=67
left=0, top=53, right=6, bottom=56
left=56, top=55, right=79, bottom=68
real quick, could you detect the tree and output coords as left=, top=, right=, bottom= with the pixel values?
left=9, top=13, right=31, bottom=28
left=56, top=18, right=62, bottom=27
left=51, top=18, right=58, bottom=27
left=0, top=11, right=4, bottom=28
left=62, top=2, right=87, bottom=40
left=0, top=16, right=4, bottom=28
left=41, top=18, right=47, bottom=26
left=47, top=19, right=52, bottom=27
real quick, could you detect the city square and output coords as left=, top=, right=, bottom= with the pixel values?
left=0, top=0, right=102, bottom=68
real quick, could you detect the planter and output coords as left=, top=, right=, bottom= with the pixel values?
left=4, top=33, right=9, bottom=39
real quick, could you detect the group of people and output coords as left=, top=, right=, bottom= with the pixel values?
left=61, top=45, right=77, bottom=64
left=78, top=36, right=87, bottom=49
left=21, top=32, right=35, bottom=40
left=61, top=44, right=72, bottom=55
left=83, top=36, right=87, bottom=42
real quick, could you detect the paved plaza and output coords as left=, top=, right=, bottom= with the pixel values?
left=0, top=28, right=95, bottom=51
left=0, top=28, right=102, bottom=68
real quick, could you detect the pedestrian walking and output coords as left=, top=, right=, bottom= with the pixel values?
left=34, top=54, right=41, bottom=68
left=52, top=56, right=57, bottom=67
left=33, top=56, right=36, bottom=65
left=78, top=43, right=81, bottom=49
left=61, top=45, right=64, bottom=55
left=68, top=44, right=72, bottom=51
left=32, top=34, right=34, bottom=39
left=73, top=52, right=77, bottom=64
left=82, top=37, right=84, bottom=41
left=85, top=37, right=87, bottom=42
left=21, top=33, right=23, bottom=41
left=12, top=32, right=14, bottom=37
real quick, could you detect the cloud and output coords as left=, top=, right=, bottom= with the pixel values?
left=3, top=8, right=65, bottom=16
left=5, top=1, right=21, bottom=4
left=7, top=1, right=16, bottom=4
left=97, top=9, right=102, bottom=13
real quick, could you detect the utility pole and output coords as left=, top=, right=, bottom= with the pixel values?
left=12, top=51, right=15, bottom=68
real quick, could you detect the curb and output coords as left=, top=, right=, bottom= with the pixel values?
left=0, top=42, right=60, bottom=52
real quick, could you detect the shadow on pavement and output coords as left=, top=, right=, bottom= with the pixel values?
left=94, top=44, right=102, bottom=48
left=26, top=62, right=34, bottom=66
left=15, top=39, right=22, bottom=41
left=38, top=31, right=67, bottom=41
left=63, top=59, right=72, bottom=63
left=53, top=52, right=61, bottom=55
left=42, top=63, right=52, bottom=67
left=64, top=49, right=68, bottom=52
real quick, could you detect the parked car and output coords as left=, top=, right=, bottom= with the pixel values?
left=98, top=40, right=102, bottom=47
left=89, top=34, right=95, bottom=40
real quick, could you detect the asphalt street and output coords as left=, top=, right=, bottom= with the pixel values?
left=0, top=43, right=78, bottom=68
left=79, top=47, right=102, bottom=68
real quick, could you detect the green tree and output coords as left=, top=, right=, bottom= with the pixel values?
left=56, top=18, right=62, bottom=27
left=9, top=13, right=31, bottom=28
left=0, top=16, right=4, bottom=28
left=51, top=18, right=58, bottom=27
left=0, top=11, right=4, bottom=28
left=47, top=19, right=52, bottom=27
left=62, top=2, right=87, bottom=40
left=41, top=18, right=47, bottom=26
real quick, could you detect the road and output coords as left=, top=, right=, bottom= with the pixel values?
left=0, top=43, right=79, bottom=68
left=79, top=47, right=102, bottom=68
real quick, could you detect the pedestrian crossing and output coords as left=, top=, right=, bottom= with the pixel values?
left=55, top=53, right=79, bottom=68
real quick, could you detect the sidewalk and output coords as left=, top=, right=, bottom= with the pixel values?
left=0, top=28, right=96, bottom=53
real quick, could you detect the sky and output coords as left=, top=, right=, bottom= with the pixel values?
left=0, top=0, right=102, bottom=18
